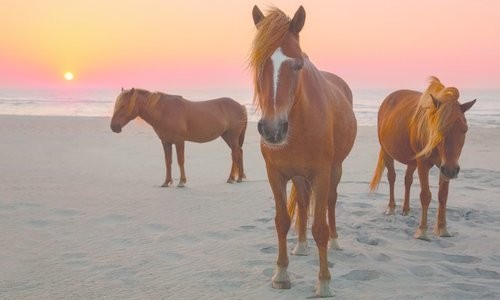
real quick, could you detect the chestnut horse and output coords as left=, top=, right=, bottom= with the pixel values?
left=110, top=88, right=247, bottom=186
left=250, top=6, right=356, bottom=297
left=370, top=77, right=476, bottom=240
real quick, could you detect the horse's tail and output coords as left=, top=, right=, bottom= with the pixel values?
left=369, top=149, right=386, bottom=192
left=288, top=183, right=298, bottom=220
left=288, top=183, right=299, bottom=232
left=239, top=105, right=247, bottom=147
left=287, top=182, right=313, bottom=233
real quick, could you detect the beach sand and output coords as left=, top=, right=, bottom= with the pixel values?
left=1, top=115, right=499, bottom=299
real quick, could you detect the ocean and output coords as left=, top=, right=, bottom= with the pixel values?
left=0, top=88, right=498, bottom=128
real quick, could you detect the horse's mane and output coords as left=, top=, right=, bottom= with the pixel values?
left=249, top=7, right=292, bottom=109
left=412, top=76, right=461, bottom=158
left=115, top=88, right=159, bottom=115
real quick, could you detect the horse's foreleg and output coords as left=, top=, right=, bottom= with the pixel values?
left=161, top=141, right=173, bottom=187
left=237, top=145, right=246, bottom=182
left=328, top=164, right=342, bottom=250
left=402, top=164, right=416, bottom=215
left=267, top=169, right=291, bottom=289
left=175, top=142, right=187, bottom=187
left=385, top=154, right=397, bottom=215
left=311, top=170, right=334, bottom=297
left=435, top=177, right=451, bottom=237
left=290, top=178, right=310, bottom=256
left=415, top=162, right=432, bottom=241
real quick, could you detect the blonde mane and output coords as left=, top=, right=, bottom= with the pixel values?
left=115, top=88, right=162, bottom=116
left=412, top=76, right=461, bottom=158
left=249, top=7, right=292, bottom=108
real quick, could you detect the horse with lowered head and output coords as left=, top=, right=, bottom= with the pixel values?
left=250, top=6, right=356, bottom=297
left=370, top=76, right=476, bottom=240
left=110, top=88, right=247, bottom=186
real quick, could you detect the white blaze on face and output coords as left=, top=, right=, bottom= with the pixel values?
left=270, top=47, right=292, bottom=110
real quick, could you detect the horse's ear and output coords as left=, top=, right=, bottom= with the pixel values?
left=252, top=5, right=265, bottom=27
left=290, top=5, right=306, bottom=34
left=461, top=99, right=476, bottom=113
left=121, top=87, right=124, bottom=92
left=430, top=94, right=441, bottom=109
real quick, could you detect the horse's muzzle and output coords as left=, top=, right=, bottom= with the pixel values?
left=110, top=123, right=122, bottom=133
left=440, top=166, right=460, bottom=180
left=258, top=120, right=288, bottom=145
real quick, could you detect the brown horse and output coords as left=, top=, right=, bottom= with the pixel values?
left=250, top=6, right=356, bottom=297
left=370, top=77, right=476, bottom=241
left=110, top=88, right=247, bottom=186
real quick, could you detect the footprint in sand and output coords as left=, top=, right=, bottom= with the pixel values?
left=341, top=269, right=381, bottom=281
left=96, top=214, right=130, bottom=225
left=52, top=209, right=81, bottom=217
left=259, top=245, right=277, bottom=254
left=407, top=265, right=435, bottom=277
left=26, top=219, right=49, bottom=228
left=144, top=223, right=170, bottom=233
left=356, top=235, right=385, bottom=246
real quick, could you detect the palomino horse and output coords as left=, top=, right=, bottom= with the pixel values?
left=370, top=77, right=476, bottom=240
left=250, top=6, right=357, bottom=297
left=110, top=88, right=247, bottom=186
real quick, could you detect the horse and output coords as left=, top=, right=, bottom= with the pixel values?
left=250, top=6, right=357, bottom=297
left=370, top=76, right=476, bottom=241
left=110, top=88, right=247, bottom=186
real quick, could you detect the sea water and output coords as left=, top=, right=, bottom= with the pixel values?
left=0, top=88, right=498, bottom=128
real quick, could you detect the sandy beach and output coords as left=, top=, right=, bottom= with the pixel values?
left=1, top=115, right=499, bottom=299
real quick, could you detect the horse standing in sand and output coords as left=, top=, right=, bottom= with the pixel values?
left=250, top=6, right=357, bottom=297
left=370, top=77, right=476, bottom=240
left=110, top=88, right=247, bottom=186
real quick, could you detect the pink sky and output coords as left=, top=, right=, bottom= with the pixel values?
left=1, top=0, right=499, bottom=90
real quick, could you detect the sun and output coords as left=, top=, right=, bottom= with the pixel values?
left=64, top=72, right=74, bottom=81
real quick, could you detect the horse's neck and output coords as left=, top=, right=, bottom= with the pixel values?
left=137, top=93, right=160, bottom=127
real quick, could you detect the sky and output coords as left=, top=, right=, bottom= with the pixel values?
left=1, top=0, right=500, bottom=90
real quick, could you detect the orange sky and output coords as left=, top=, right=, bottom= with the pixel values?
left=1, top=0, right=499, bottom=89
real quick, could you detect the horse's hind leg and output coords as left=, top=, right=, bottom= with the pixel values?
left=161, top=141, right=173, bottom=187
left=384, top=153, right=397, bottom=215
left=175, top=142, right=187, bottom=187
left=290, top=177, right=311, bottom=256
left=222, top=133, right=242, bottom=183
left=328, top=164, right=342, bottom=250
left=402, top=164, right=416, bottom=215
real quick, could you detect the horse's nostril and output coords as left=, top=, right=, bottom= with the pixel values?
left=282, top=121, right=289, bottom=133
left=257, top=121, right=264, bottom=135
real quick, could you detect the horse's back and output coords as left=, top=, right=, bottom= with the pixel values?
left=378, top=90, right=421, bottom=164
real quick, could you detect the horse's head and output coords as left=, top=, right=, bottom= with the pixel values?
left=110, top=88, right=140, bottom=133
left=431, top=95, right=476, bottom=180
left=250, top=5, right=306, bottom=145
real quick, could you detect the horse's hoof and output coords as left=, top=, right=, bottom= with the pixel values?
left=177, top=182, right=186, bottom=188
left=161, top=181, right=172, bottom=187
left=414, top=229, right=431, bottom=241
left=385, top=207, right=396, bottom=215
left=291, top=240, right=309, bottom=256
left=272, top=280, right=291, bottom=289
left=401, top=209, right=410, bottom=216
left=434, top=227, right=452, bottom=237
left=271, top=266, right=290, bottom=289
left=315, top=279, right=334, bottom=298
left=328, top=238, right=342, bottom=250
left=227, top=178, right=235, bottom=184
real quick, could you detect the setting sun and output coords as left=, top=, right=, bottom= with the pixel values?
left=64, top=72, right=74, bottom=81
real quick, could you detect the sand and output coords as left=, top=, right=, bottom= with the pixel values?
left=1, top=115, right=499, bottom=299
